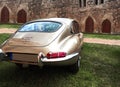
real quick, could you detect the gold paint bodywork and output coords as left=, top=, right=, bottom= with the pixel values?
left=1, top=18, right=83, bottom=66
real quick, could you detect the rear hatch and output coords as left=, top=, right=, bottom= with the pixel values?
left=8, top=32, right=60, bottom=47
left=7, top=21, right=63, bottom=47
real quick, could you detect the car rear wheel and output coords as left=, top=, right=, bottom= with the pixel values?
left=69, top=56, right=81, bottom=73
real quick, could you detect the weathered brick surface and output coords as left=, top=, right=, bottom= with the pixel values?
left=0, top=0, right=119, bottom=34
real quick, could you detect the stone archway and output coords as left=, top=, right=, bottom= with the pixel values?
left=1, top=6, right=9, bottom=23
left=102, top=19, right=111, bottom=33
left=17, top=9, right=27, bottom=23
left=85, top=16, right=94, bottom=33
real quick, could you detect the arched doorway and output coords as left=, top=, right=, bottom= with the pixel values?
left=17, top=9, right=27, bottom=23
left=102, top=19, right=111, bottom=33
left=1, top=7, right=9, bottom=23
left=85, top=16, right=94, bottom=33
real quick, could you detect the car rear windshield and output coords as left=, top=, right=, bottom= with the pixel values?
left=18, top=21, right=62, bottom=32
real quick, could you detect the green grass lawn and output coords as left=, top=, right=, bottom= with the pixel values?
left=0, top=24, right=22, bottom=29
left=0, top=33, right=120, bottom=87
left=0, top=34, right=11, bottom=44
left=84, top=33, right=120, bottom=40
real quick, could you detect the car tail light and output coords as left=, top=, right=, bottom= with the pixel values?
left=47, top=52, right=66, bottom=59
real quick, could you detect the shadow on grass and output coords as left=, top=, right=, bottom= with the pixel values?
left=0, top=62, right=72, bottom=87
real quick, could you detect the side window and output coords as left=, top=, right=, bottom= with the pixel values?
left=71, top=21, right=80, bottom=34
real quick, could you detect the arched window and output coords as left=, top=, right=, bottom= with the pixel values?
left=101, top=0, right=104, bottom=4
left=102, top=19, right=111, bottom=33
left=79, top=0, right=86, bottom=7
left=79, top=0, right=82, bottom=7
left=17, top=9, right=27, bottom=23
left=95, top=0, right=98, bottom=5
left=84, top=0, right=86, bottom=7
left=1, top=6, right=9, bottom=23
left=85, top=16, right=94, bottom=33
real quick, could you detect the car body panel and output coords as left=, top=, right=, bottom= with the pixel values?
left=0, top=18, right=83, bottom=67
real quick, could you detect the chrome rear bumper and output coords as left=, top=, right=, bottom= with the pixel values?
left=41, top=53, right=79, bottom=62
left=41, top=53, right=79, bottom=66
left=0, top=49, right=79, bottom=66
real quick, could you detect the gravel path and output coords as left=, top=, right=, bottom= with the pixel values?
left=0, top=28, right=17, bottom=34
left=0, top=29, right=120, bottom=46
left=84, top=38, right=120, bottom=46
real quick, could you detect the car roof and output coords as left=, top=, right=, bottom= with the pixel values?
left=27, top=18, right=74, bottom=25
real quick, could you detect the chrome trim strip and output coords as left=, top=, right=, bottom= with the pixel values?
left=41, top=53, right=79, bottom=62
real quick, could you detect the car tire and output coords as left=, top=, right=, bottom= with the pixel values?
left=69, top=56, right=81, bottom=73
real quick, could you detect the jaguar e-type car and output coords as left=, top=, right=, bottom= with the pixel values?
left=0, top=18, right=83, bottom=73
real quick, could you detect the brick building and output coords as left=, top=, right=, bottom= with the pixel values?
left=0, top=0, right=119, bottom=34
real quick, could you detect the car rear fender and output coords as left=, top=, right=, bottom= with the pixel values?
left=59, top=33, right=83, bottom=54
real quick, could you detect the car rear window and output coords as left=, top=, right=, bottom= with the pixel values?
left=18, top=21, right=62, bottom=32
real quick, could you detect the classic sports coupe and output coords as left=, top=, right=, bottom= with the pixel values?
left=0, top=18, right=83, bottom=73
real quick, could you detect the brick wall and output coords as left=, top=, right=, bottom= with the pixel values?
left=0, top=0, right=119, bottom=34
